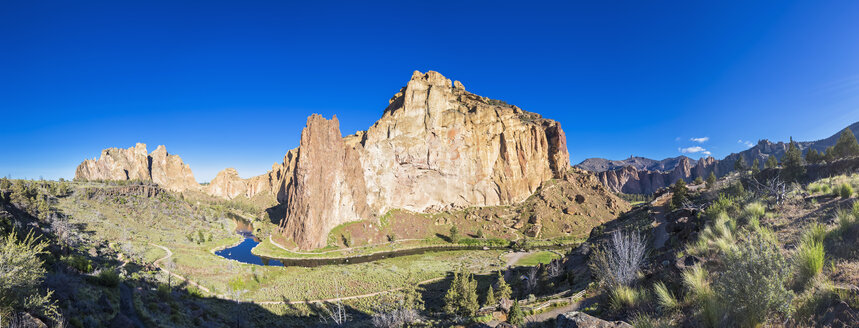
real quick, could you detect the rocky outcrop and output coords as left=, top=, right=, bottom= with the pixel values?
left=577, top=156, right=696, bottom=173
left=75, top=143, right=198, bottom=192
left=277, top=115, right=371, bottom=249
left=556, top=311, right=632, bottom=328
left=358, top=70, right=569, bottom=214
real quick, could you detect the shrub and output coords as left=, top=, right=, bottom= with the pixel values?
left=801, top=223, right=827, bottom=245
left=794, top=238, right=824, bottom=288
left=682, top=265, right=711, bottom=300
left=589, top=230, right=647, bottom=288
left=703, top=194, right=737, bottom=220
left=653, top=281, right=678, bottom=311
left=609, top=285, right=641, bottom=310
left=836, top=209, right=856, bottom=235
left=839, top=183, right=854, bottom=198
left=62, top=254, right=93, bottom=273
left=715, top=232, right=793, bottom=327
left=157, top=283, right=171, bottom=300
left=743, top=202, right=766, bottom=223
left=807, top=183, right=823, bottom=194
left=97, top=269, right=121, bottom=287
left=372, top=308, right=420, bottom=328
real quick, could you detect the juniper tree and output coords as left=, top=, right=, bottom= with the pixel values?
left=494, top=270, right=512, bottom=301
left=833, top=128, right=859, bottom=158
left=706, top=172, right=717, bottom=189
left=671, top=179, right=688, bottom=210
left=783, top=138, right=806, bottom=182
left=765, top=154, right=778, bottom=169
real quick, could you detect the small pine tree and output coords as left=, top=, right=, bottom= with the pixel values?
left=449, top=225, right=459, bottom=243
left=484, top=286, right=496, bottom=307
left=751, top=158, right=761, bottom=175
left=783, top=138, right=806, bottom=182
left=444, top=266, right=479, bottom=317
left=824, top=146, right=836, bottom=162
left=495, top=271, right=512, bottom=301
left=833, top=128, right=859, bottom=159
left=805, top=149, right=822, bottom=164
left=706, top=172, right=717, bottom=189
left=694, top=176, right=704, bottom=185
left=734, top=156, right=746, bottom=173
left=765, top=154, right=778, bottom=169
left=508, top=299, right=525, bottom=325
left=402, top=272, right=424, bottom=310
left=671, top=179, right=688, bottom=210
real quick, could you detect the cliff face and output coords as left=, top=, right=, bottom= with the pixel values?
left=75, top=143, right=198, bottom=192
left=596, top=157, right=718, bottom=194
left=274, top=71, right=571, bottom=249
left=358, top=71, right=569, bottom=214
left=277, top=115, right=371, bottom=249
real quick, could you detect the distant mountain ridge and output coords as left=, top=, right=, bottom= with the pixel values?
left=578, top=121, right=859, bottom=194
left=577, top=156, right=697, bottom=173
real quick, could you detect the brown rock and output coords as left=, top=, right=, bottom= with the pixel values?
left=75, top=143, right=199, bottom=192
left=555, top=311, right=632, bottom=328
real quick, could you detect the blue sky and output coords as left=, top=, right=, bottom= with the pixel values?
left=2, top=1, right=858, bottom=181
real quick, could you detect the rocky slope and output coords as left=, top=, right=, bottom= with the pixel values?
left=75, top=143, right=198, bottom=192
left=582, top=122, right=859, bottom=194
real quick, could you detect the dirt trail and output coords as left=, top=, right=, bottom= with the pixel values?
left=651, top=192, right=672, bottom=250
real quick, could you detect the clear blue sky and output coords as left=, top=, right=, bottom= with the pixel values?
left=2, top=1, right=858, bottom=181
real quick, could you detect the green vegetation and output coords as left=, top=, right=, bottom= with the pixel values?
left=507, top=299, right=525, bottom=325
left=515, top=250, right=561, bottom=266
left=609, top=285, right=641, bottom=310
left=765, top=154, right=778, bottom=169
left=443, top=266, right=479, bottom=318
left=653, top=281, right=678, bottom=311
left=782, top=138, right=806, bottom=182
left=670, top=179, right=688, bottom=210
left=706, top=172, right=717, bottom=189
left=494, top=270, right=512, bottom=301
left=839, top=182, right=854, bottom=198
left=0, top=231, right=59, bottom=321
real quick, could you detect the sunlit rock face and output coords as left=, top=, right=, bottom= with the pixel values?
left=274, top=71, right=571, bottom=249
left=75, top=143, right=198, bottom=192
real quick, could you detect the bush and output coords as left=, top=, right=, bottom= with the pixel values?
left=97, top=269, right=121, bottom=287
left=682, top=265, right=711, bottom=300
left=715, top=232, right=793, bottom=327
left=589, top=230, right=647, bottom=288
left=837, top=209, right=856, bottom=236
left=609, top=285, right=641, bottom=310
left=839, top=183, right=854, bottom=198
left=703, top=194, right=737, bottom=220
left=653, top=281, right=678, bottom=311
left=743, top=202, right=766, bottom=223
left=63, top=254, right=94, bottom=273
left=507, top=299, right=524, bottom=325
left=0, top=231, right=58, bottom=320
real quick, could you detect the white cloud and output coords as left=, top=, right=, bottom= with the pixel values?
left=737, top=139, right=755, bottom=148
left=679, top=146, right=707, bottom=154
left=690, top=137, right=709, bottom=143
left=702, top=151, right=712, bottom=156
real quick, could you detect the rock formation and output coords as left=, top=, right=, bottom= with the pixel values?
left=76, top=71, right=587, bottom=250
left=75, top=143, right=198, bottom=192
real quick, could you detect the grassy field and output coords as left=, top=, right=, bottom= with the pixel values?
left=515, top=251, right=562, bottom=266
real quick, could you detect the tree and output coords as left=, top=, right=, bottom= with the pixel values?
left=449, top=225, right=459, bottom=243
left=805, top=149, right=821, bottom=164
left=671, top=179, right=688, bottom=210
left=484, top=286, right=496, bottom=307
left=824, top=146, right=836, bottom=162
left=507, top=300, right=525, bottom=326
left=833, top=128, right=859, bottom=159
left=765, top=154, right=778, bottom=169
left=706, top=172, right=717, bottom=189
left=443, top=266, right=479, bottom=317
left=734, top=156, right=746, bottom=173
left=694, top=176, right=704, bottom=185
left=751, top=158, right=761, bottom=175
left=494, top=270, right=512, bottom=301
left=782, top=138, right=806, bottom=182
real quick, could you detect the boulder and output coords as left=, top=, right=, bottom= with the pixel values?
left=556, top=311, right=632, bottom=328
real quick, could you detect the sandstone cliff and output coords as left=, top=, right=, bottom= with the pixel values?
left=75, top=143, right=198, bottom=192
left=272, top=71, right=572, bottom=249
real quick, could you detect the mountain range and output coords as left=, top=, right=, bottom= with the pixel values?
left=577, top=121, right=859, bottom=194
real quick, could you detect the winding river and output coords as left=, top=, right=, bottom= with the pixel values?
left=215, top=217, right=569, bottom=267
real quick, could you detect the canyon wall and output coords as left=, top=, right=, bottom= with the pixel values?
left=75, top=143, right=198, bottom=192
